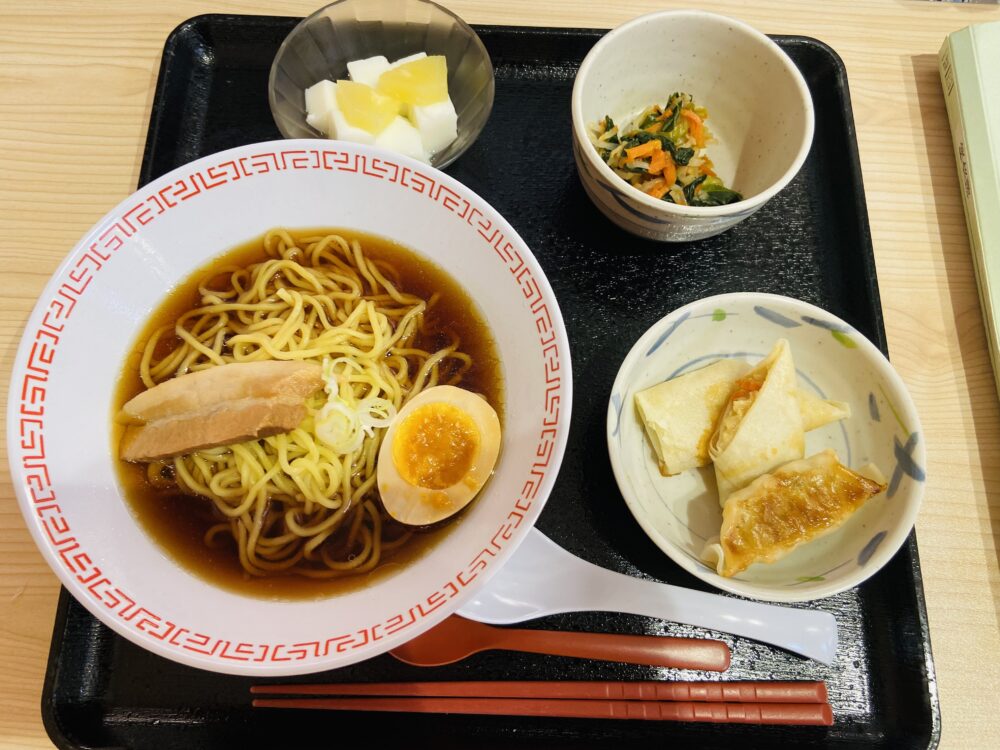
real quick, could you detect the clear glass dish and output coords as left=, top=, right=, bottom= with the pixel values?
left=268, top=0, right=494, bottom=169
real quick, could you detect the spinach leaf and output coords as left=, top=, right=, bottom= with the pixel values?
left=648, top=135, right=694, bottom=166
left=682, top=174, right=708, bottom=204
left=621, top=131, right=655, bottom=150
left=659, top=93, right=691, bottom=132
left=661, top=104, right=682, bottom=133
left=650, top=134, right=672, bottom=152
left=673, top=146, right=695, bottom=165
left=602, top=116, right=619, bottom=143
left=690, top=185, right=744, bottom=206
left=638, top=110, right=661, bottom=129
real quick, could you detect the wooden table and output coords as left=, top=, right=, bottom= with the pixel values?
left=2, top=0, right=998, bottom=747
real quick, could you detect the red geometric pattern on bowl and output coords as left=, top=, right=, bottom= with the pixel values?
left=13, top=145, right=565, bottom=665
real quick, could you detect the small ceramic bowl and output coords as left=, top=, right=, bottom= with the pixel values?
left=268, top=0, right=494, bottom=168
left=607, top=293, right=926, bottom=602
left=571, top=10, right=814, bottom=242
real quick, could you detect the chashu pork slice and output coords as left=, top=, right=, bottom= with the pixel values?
left=120, top=360, right=322, bottom=424
left=119, top=360, right=323, bottom=462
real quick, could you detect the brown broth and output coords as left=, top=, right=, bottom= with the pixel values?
left=113, top=229, right=503, bottom=600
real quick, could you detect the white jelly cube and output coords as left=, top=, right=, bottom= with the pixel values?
left=375, top=116, right=429, bottom=162
left=306, top=112, right=328, bottom=134
left=304, top=79, right=338, bottom=117
left=347, top=56, right=391, bottom=87
left=411, top=98, right=458, bottom=155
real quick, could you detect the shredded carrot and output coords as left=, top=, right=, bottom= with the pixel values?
left=661, top=151, right=677, bottom=187
left=660, top=108, right=673, bottom=121
left=681, top=109, right=705, bottom=147
left=731, top=375, right=764, bottom=402
left=700, top=164, right=717, bottom=177
left=647, top=149, right=667, bottom=175
left=643, top=121, right=663, bottom=133
left=625, top=140, right=660, bottom=160
left=644, top=179, right=670, bottom=200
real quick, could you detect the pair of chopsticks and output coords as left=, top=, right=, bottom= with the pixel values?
left=252, top=680, right=832, bottom=726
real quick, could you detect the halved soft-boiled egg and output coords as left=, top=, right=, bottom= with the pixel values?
left=377, top=385, right=501, bottom=526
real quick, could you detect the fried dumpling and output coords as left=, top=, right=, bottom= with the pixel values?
left=702, top=450, right=886, bottom=578
left=709, top=339, right=804, bottom=503
left=796, top=390, right=851, bottom=432
left=634, top=359, right=751, bottom=476
left=633, top=353, right=850, bottom=479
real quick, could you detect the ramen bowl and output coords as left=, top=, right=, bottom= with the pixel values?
left=571, top=10, right=814, bottom=242
left=607, top=293, right=925, bottom=602
left=8, top=139, right=571, bottom=675
left=269, top=0, right=494, bottom=168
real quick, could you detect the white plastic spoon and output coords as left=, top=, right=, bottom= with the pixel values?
left=457, top=529, right=838, bottom=664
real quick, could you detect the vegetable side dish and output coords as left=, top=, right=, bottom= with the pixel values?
left=589, top=93, right=743, bottom=206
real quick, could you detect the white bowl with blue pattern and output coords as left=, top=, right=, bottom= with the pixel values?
left=607, top=293, right=926, bottom=602
left=571, top=10, right=814, bottom=242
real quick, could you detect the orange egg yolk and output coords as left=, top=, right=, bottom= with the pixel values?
left=392, top=403, right=480, bottom=489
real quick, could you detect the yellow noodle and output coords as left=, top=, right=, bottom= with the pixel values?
left=139, top=230, right=470, bottom=578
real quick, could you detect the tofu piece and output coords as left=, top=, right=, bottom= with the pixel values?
left=304, top=79, right=338, bottom=117
left=374, top=116, right=429, bottom=162
left=411, top=98, right=458, bottom=155
left=347, top=55, right=391, bottom=87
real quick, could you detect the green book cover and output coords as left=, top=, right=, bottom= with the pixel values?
left=940, top=21, right=1000, bottom=399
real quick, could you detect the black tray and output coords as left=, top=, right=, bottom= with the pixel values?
left=42, top=15, right=940, bottom=749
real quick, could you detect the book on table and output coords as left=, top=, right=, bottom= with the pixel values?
left=940, top=20, right=1000, bottom=399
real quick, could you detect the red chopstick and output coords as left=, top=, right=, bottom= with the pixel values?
left=251, top=695, right=832, bottom=726
left=251, top=679, right=827, bottom=704
left=250, top=681, right=832, bottom=726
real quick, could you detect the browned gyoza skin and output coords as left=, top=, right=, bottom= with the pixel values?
left=706, top=450, right=885, bottom=578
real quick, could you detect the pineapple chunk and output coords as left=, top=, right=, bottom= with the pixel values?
left=335, top=80, right=400, bottom=134
left=388, top=52, right=427, bottom=69
left=328, top=107, right=376, bottom=145
left=376, top=55, right=449, bottom=106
